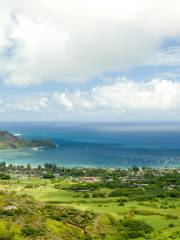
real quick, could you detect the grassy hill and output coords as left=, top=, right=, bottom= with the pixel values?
left=0, top=191, right=155, bottom=240
left=0, top=164, right=179, bottom=239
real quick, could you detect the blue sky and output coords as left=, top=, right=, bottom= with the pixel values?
left=1, top=0, right=180, bottom=121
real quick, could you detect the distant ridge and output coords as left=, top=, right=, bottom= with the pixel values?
left=0, top=130, right=55, bottom=149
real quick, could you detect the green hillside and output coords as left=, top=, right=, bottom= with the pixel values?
left=0, top=130, right=55, bottom=149
left=0, top=191, right=154, bottom=240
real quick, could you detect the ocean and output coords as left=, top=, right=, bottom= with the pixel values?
left=0, top=121, right=180, bottom=168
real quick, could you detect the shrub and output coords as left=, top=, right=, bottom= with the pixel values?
left=118, top=202, right=125, bottom=206
left=169, top=191, right=179, bottom=198
left=92, top=193, right=98, bottom=198
left=43, top=173, right=55, bottom=179
left=45, top=205, right=97, bottom=228
left=0, top=174, right=10, bottom=180
left=169, top=223, right=175, bottom=228
left=166, top=215, right=178, bottom=220
left=119, top=218, right=153, bottom=238
left=21, top=226, right=44, bottom=237
left=83, top=193, right=90, bottom=198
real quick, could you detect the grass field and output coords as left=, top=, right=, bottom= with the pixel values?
left=0, top=178, right=180, bottom=239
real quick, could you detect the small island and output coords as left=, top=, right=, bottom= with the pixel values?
left=0, top=130, right=56, bottom=149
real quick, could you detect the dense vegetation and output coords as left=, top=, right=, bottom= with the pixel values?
left=0, top=163, right=179, bottom=239
left=0, top=191, right=155, bottom=240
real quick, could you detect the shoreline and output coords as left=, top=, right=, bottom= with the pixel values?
left=0, top=161, right=179, bottom=170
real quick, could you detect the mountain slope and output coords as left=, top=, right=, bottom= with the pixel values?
left=0, top=130, right=55, bottom=149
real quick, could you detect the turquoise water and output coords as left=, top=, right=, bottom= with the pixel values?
left=0, top=122, right=180, bottom=168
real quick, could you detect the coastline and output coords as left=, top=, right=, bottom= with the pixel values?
left=0, top=122, right=180, bottom=168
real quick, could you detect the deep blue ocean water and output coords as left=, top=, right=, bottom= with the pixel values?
left=0, top=122, right=180, bottom=168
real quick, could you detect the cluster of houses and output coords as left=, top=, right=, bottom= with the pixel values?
left=70, top=176, right=101, bottom=183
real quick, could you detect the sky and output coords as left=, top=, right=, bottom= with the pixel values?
left=1, top=0, right=180, bottom=121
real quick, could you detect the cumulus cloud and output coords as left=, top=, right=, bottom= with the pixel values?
left=4, top=95, right=48, bottom=112
left=0, top=0, right=180, bottom=86
left=1, top=78, right=180, bottom=120
left=53, top=78, right=180, bottom=112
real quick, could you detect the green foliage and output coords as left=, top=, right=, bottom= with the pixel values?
left=21, top=226, right=44, bottom=237
left=0, top=174, right=10, bottom=180
left=118, top=218, right=153, bottom=238
left=43, top=173, right=55, bottom=179
left=45, top=205, right=97, bottom=229
left=0, top=165, right=179, bottom=240
left=83, top=193, right=90, bottom=198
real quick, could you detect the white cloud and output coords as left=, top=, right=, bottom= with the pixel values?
left=53, top=93, right=73, bottom=110
left=6, top=96, right=48, bottom=112
left=53, top=78, right=180, bottom=112
left=0, top=0, right=180, bottom=86
left=1, top=78, right=180, bottom=120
